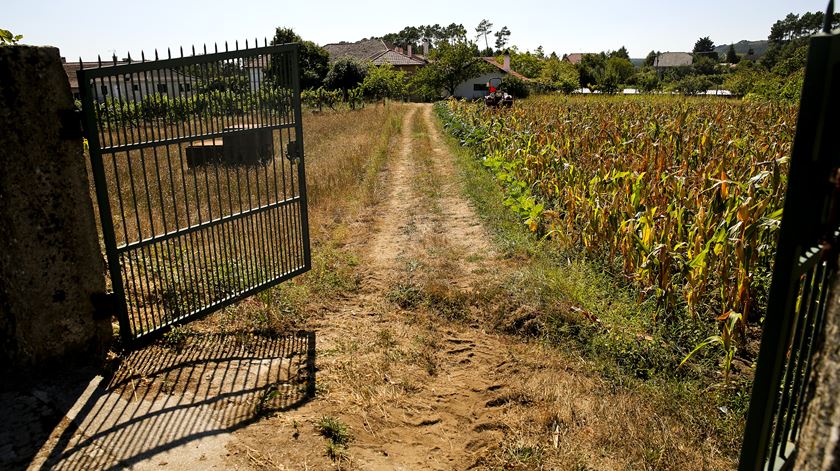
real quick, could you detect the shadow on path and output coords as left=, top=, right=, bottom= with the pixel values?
left=1, top=331, right=315, bottom=470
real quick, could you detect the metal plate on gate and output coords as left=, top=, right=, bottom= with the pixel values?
left=77, top=43, right=310, bottom=341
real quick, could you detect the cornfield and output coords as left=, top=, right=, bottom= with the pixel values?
left=439, top=96, right=797, bottom=332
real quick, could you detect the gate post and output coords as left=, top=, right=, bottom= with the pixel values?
left=795, top=271, right=840, bottom=469
left=0, top=46, right=111, bottom=371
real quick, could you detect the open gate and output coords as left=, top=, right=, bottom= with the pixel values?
left=77, top=42, right=310, bottom=342
left=739, top=8, right=839, bottom=471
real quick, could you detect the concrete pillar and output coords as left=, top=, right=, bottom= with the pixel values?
left=794, top=269, right=840, bottom=470
left=0, top=46, right=111, bottom=372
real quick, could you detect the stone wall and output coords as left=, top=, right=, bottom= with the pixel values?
left=0, top=46, right=111, bottom=371
left=794, top=268, right=840, bottom=470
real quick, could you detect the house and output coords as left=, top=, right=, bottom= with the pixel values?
left=322, top=38, right=427, bottom=74
left=652, top=52, right=693, bottom=69
left=563, top=53, right=594, bottom=65
left=63, top=58, right=199, bottom=102
left=451, top=55, right=529, bottom=99
left=63, top=55, right=273, bottom=103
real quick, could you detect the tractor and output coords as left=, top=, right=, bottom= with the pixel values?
left=483, top=77, right=514, bottom=108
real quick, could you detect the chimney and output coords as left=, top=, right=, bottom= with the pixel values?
left=408, top=44, right=413, bottom=57
left=423, top=40, right=429, bottom=56
left=503, top=54, right=511, bottom=72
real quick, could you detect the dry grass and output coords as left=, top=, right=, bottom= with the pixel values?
left=189, top=103, right=408, bottom=335
left=87, top=103, right=407, bottom=337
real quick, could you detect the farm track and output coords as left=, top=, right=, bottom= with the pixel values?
left=226, top=104, right=538, bottom=469
left=21, top=103, right=733, bottom=470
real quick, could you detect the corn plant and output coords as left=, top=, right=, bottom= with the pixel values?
left=438, top=95, right=797, bottom=368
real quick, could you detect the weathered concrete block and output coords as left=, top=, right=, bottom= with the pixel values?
left=0, top=46, right=111, bottom=371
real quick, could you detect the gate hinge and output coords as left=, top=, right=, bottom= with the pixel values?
left=91, top=292, right=118, bottom=320
left=59, top=108, right=84, bottom=140
left=286, top=140, right=301, bottom=162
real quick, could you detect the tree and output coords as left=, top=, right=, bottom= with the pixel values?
left=673, top=75, right=711, bottom=95
left=539, top=58, right=580, bottom=93
left=633, top=68, right=660, bottom=92
left=269, top=27, right=330, bottom=90
left=611, top=46, right=630, bottom=60
left=605, top=56, right=634, bottom=83
left=578, top=53, right=607, bottom=89
left=324, top=57, right=368, bottom=98
left=726, top=44, right=740, bottom=64
left=443, top=23, right=467, bottom=44
left=644, top=50, right=660, bottom=67
left=361, top=64, right=407, bottom=100
left=494, top=26, right=511, bottom=51
left=692, top=36, right=719, bottom=62
left=475, top=19, right=494, bottom=52
left=500, top=75, right=529, bottom=98
left=509, top=51, right=544, bottom=79
left=693, top=56, right=718, bottom=75
left=410, top=41, right=489, bottom=97
left=535, top=45, right=545, bottom=59
left=0, top=28, right=23, bottom=45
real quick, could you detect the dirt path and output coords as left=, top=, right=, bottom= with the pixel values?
left=17, top=104, right=730, bottom=470
left=221, top=104, right=563, bottom=469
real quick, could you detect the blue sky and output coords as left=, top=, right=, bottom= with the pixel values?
left=5, top=0, right=825, bottom=60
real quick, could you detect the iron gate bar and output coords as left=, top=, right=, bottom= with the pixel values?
left=739, top=4, right=840, bottom=469
left=78, top=41, right=311, bottom=342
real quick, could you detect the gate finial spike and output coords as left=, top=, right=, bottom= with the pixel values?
left=179, top=46, right=184, bottom=57
left=141, top=50, right=146, bottom=62
left=127, top=52, right=132, bottom=63
left=214, top=43, right=218, bottom=53
left=154, top=49, right=159, bottom=60
left=825, top=0, right=835, bottom=32
left=112, top=53, right=117, bottom=65
left=235, top=40, right=239, bottom=50
left=245, top=38, right=249, bottom=49
left=78, top=57, right=83, bottom=69
left=255, top=37, right=259, bottom=48
left=167, top=48, right=171, bottom=59
left=97, top=55, right=102, bottom=67
left=203, top=44, right=207, bottom=54
left=225, top=41, right=228, bottom=52
left=192, top=45, right=196, bottom=56
left=264, top=37, right=268, bottom=47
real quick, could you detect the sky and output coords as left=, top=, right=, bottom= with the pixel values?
left=5, top=0, right=826, bottom=61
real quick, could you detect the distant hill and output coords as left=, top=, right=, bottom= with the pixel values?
left=714, top=40, right=769, bottom=58
left=630, top=58, right=646, bottom=67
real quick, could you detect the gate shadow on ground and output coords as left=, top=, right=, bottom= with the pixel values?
left=27, top=331, right=315, bottom=470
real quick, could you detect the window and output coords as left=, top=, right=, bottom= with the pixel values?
left=473, top=83, right=489, bottom=92
left=157, top=83, right=168, bottom=93
left=132, top=84, right=140, bottom=91
left=100, top=85, right=109, bottom=96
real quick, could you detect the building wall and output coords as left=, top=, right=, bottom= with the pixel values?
left=452, top=71, right=508, bottom=99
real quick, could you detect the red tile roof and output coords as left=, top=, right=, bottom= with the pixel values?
left=481, top=57, right=529, bottom=81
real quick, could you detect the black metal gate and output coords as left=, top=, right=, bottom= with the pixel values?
left=739, top=11, right=839, bottom=471
left=77, top=42, right=310, bottom=342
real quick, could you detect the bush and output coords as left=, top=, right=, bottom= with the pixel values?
left=324, top=57, right=368, bottom=93
left=361, top=64, right=407, bottom=101
left=500, top=75, right=529, bottom=99
left=672, top=75, right=711, bottom=95
left=538, top=58, right=580, bottom=94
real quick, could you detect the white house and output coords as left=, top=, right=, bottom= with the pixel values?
left=451, top=55, right=530, bottom=99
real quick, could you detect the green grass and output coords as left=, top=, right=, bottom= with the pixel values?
left=316, top=415, right=352, bottom=461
